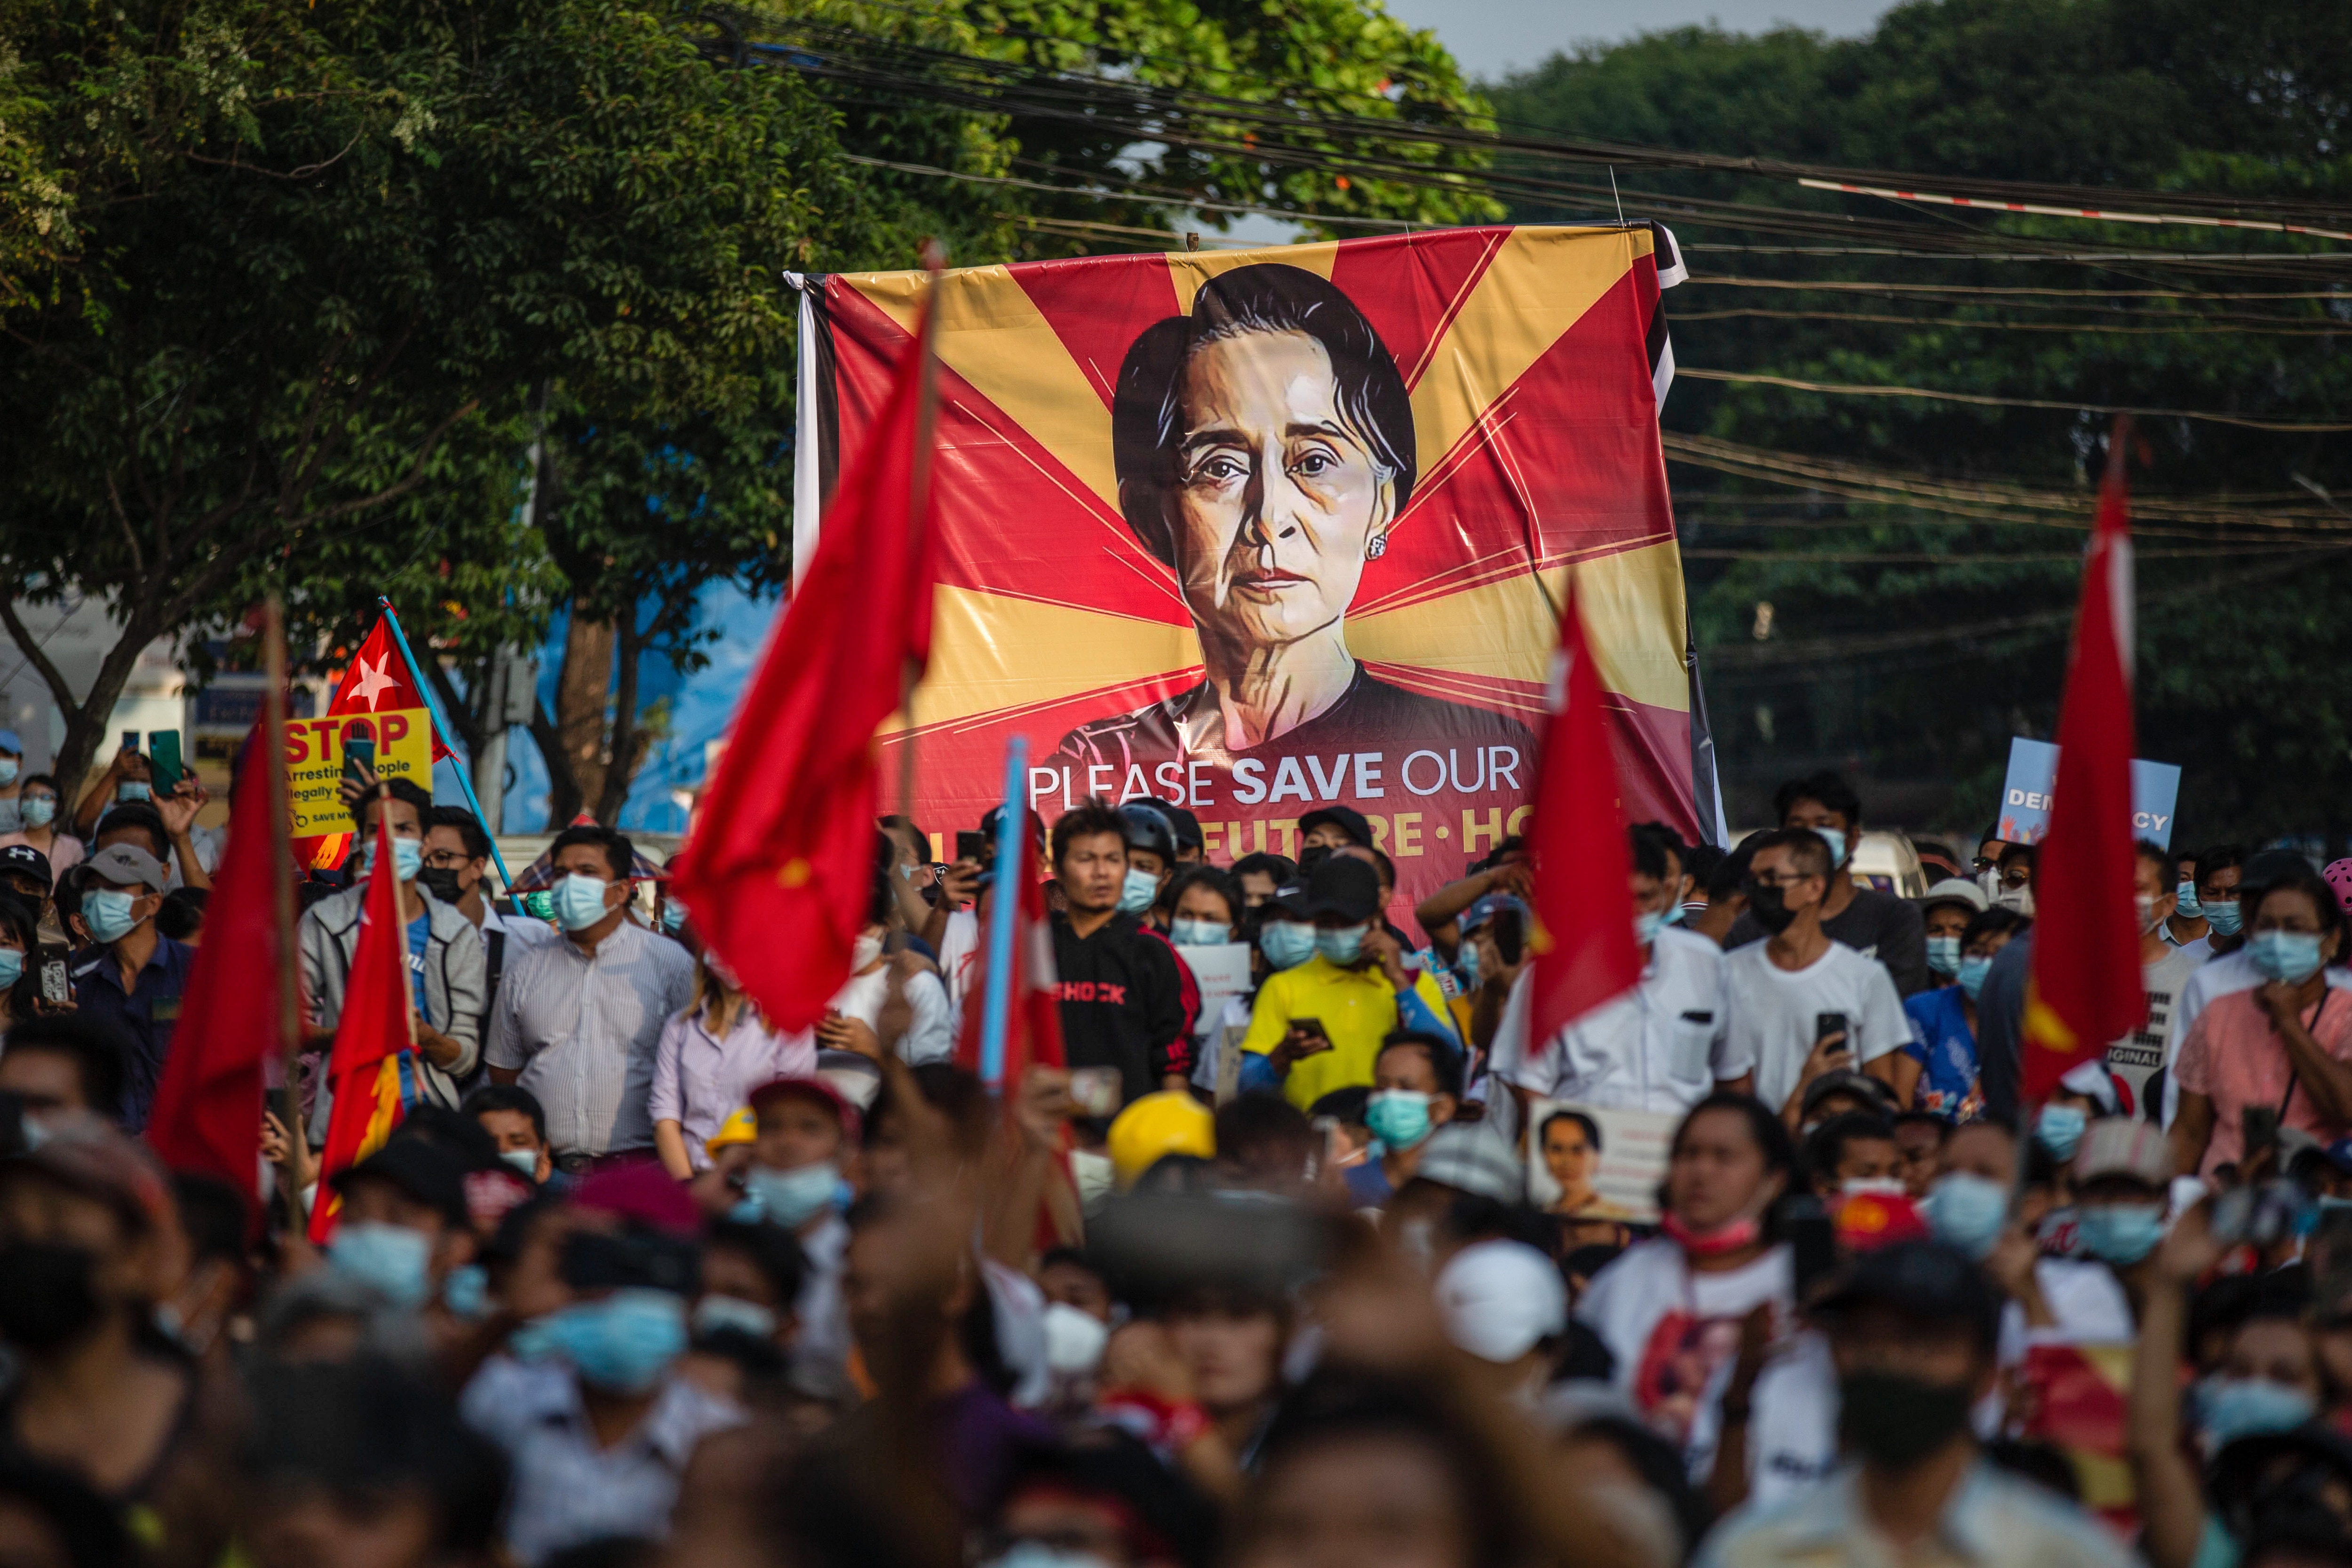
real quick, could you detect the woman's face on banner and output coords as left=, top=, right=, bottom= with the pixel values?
left=1171, top=329, right=1396, bottom=651
left=1543, top=1119, right=1597, bottom=1201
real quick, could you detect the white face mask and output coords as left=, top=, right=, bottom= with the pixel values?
left=851, top=932, right=885, bottom=971
left=1068, top=1149, right=1115, bottom=1213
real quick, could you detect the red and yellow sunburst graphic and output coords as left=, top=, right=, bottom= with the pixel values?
left=815, top=227, right=1701, bottom=898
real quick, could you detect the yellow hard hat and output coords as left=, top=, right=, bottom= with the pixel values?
left=705, top=1106, right=758, bottom=1159
left=1105, top=1090, right=1215, bottom=1189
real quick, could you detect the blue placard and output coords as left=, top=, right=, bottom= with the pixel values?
left=1996, top=737, right=2183, bottom=849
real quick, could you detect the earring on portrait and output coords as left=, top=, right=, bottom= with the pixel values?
left=1366, top=534, right=1389, bottom=561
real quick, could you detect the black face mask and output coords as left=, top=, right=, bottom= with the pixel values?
left=0, top=1242, right=102, bottom=1350
left=1744, top=879, right=1799, bottom=934
left=1837, top=1369, right=1974, bottom=1468
left=417, top=866, right=467, bottom=905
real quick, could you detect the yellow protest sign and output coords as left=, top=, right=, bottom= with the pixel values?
left=284, top=708, right=433, bottom=836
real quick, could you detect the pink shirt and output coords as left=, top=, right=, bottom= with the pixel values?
left=0, top=831, right=81, bottom=883
left=2174, top=987, right=2352, bottom=1176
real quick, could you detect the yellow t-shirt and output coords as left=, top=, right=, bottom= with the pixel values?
left=1242, top=955, right=1455, bottom=1109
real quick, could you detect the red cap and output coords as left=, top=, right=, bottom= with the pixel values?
left=573, top=1158, right=699, bottom=1237
left=747, top=1075, right=861, bottom=1142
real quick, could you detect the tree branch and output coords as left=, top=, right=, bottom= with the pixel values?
left=0, top=596, right=83, bottom=716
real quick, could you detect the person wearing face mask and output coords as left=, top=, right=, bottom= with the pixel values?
left=463, top=1171, right=741, bottom=1566
left=299, top=780, right=487, bottom=1138
left=1341, top=1034, right=1462, bottom=1206
left=1898, top=906, right=2026, bottom=1121
left=676, top=1217, right=807, bottom=1409
left=2174, top=844, right=2246, bottom=957
left=651, top=951, right=811, bottom=1180
left=1718, top=829, right=1915, bottom=1128
left=1724, top=772, right=1932, bottom=997
left=803, top=849, right=955, bottom=1069
left=323, top=1138, right=481, bottom=1353
left=464, top=1083, right=558, bottom=1186
left=0, top=768, right=81, bottom=885
left=2163, top=850, right=2336, bottom=1132
left=422, top=805, right=555, bottom=1061
left=0, top=1116, right=231, bottom=1556
left=733, top=1075, right=860, bottom=1398
left=1118, top=803, right=1182, bottom=927
left=1238, top=855, right=1457, bottom=1110
left=1166, top=866, right=1257, bottom=1097
left=2172, top=865, right=2352, bottom=1180
left=1048, top=802, right=1191, bottom=1107
left=1914, top=880, right=1987, bottom=990
left=1487, top=827, right=1751, bottom=1127
left=64, top=842, right=192, bottom=1131
left=2097, top=839, right=2208, bottom=1114
left=1576, top=1095, right=1796, bottom=1449
left=1700, top=1241, right=2132, bottom=1568
left=486, top=824, right=695, bottom=1171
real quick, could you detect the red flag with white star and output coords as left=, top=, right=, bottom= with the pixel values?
left=294, top=611, right=452, bottom=871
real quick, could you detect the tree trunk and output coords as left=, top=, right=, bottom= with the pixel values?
left=547, top=599, right=614, bottom=826
left=0, top=596, right=163, bottom=808
left=595, top=611, right=647, bottom=827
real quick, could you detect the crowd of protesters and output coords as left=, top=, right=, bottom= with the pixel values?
left=9, top=729, right=2352, bottom=1568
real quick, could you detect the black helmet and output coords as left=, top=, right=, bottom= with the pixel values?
left=1118, top=802, right=1177, bottom=865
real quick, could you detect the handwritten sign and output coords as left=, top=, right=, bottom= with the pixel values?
left=1997, top=737, right=2182, bottom=850
left=283, top=708, right=432, bottom=836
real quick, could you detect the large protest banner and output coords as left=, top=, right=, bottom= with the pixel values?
left=794, top=226, right=1716, bottom=914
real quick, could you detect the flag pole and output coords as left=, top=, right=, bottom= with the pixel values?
left=373, top=596, right=516, bottom=893
left=976, top=734, right=1029, bottom=1096
left=896, top=240, right=946, bottom=836
left=263, top=597, right=305, bottom=1237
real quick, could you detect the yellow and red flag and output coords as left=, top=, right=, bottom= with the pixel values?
left=2023, top=431, right=2147, bottom=1102
left=292, top=612, right=449, bottom=872
left=308, top=803, right=421, bottom=1242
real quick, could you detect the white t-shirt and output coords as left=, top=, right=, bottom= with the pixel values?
left=2105, top=944, right=2201, bottom=1113
left=938, top=907, right=979, bottom=1038
left=1721, top=941, right=1914, bottom=1114
left=1488, top=929, right=1747, bottom=1114
left=2163, top=953, right=2352, bottom=1127
left=1575, top=1237, right=1792, bottom=1448
left=781, top=963, right=955, bottom=1065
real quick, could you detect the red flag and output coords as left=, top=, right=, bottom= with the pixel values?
left=1526, top=582, right=1644, bottom=1048
left=308, top=804, right=420, bottom=1242
left=953, top=818, right=1066, bottom=1082
left=668, top=302, right=938, bottom=1031
left=294, top=610, right=451, bottom=872
left=2023, top=433, right=2146, bottom=1103
left=146, top=730, right=291, bottom=1231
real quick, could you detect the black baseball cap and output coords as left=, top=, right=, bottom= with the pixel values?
left=1298, top=806, right=1373, bottom=848
left=1305, top=854, right=1382, bottom=924
left=0, top=844, right=49, bottom=888
left=1160, top=804, right=1204, bottom=854
left=1812, top=1239, right=2001, bottom=1352
left=330, top=1137, right=471, bottom=1231
left=1261, top=882, right=1313, bottom=923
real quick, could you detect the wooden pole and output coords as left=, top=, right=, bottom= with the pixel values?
left=262, top=597, right=304, bottom=1236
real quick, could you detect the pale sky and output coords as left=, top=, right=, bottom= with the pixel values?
left=1380, top=0, right=1894, bottom=80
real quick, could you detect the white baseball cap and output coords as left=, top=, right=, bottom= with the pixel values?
left=1435, top=1240, right=1566, bottom=1364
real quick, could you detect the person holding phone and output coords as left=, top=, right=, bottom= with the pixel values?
left=1719, top=828, right=1914, bottom=1128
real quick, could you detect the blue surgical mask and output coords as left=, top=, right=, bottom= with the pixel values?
left=1117, top=868, right=1159, bottom=915
left=500, top=1148, right=540, bottom=1180
left=117, top=781, right=150, bottom=803
left=2075, top=1200, right=2164, bottom=1266
left=553, top=872, right=613, bottom=931
left=511, top=1289, right=687, bottom=1393
left=83, top=887, right=143, bottom=945
left=1315, top=924, right=1368, bottom=965
left=1922, top=1171, right=2009, bottom=1261
left=2198, top=1376, right=2316, bottom=1450
left=1365, top=1089, right=1434, bottom=1151
left=1454, top=938, right=1481, bottom=991
left=2250, top=930, right=2326, bottom=984
left=1956, top=955, right=1993, bottom=1000
left=2036, top=1103, right=2087, bottom=1161
left=1634, top=909, right=1669, bottom=947
left=0, top=761, right=17, bottom=787
left=738, top=1161, right=840, bottom=1229
left=1169, top=918, right=1228, bottom=947
left=365, top=837, right=424, bottom=883
left=660, top=901, right=687, bottom=932
left=329, top=1221, right=433, bottom=1308
left=19, top=796, right=53, bottom=828
left=1813, top=827, right=1847, bottom=867
left=2207, top=900, right=2244, bottom=937
left=1926, top=935, right=1963, bottom=977
left=692, top=1293, right=779, bottom=1342
left=443, top=1264, right=492, bottom=1321
left=0, top=950, right=23, bottom=990
left=1261, top=923, right=1316, bottom=971
left=2176, top=881, right=2203, bottom=920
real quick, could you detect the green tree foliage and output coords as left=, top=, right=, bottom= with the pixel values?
left=1492, top=0, right=2352, bottom=843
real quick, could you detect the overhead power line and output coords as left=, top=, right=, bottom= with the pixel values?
left=1800, top=178, right=2352, bottom=245
left=1673, top=369, right=2352, bottom=432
